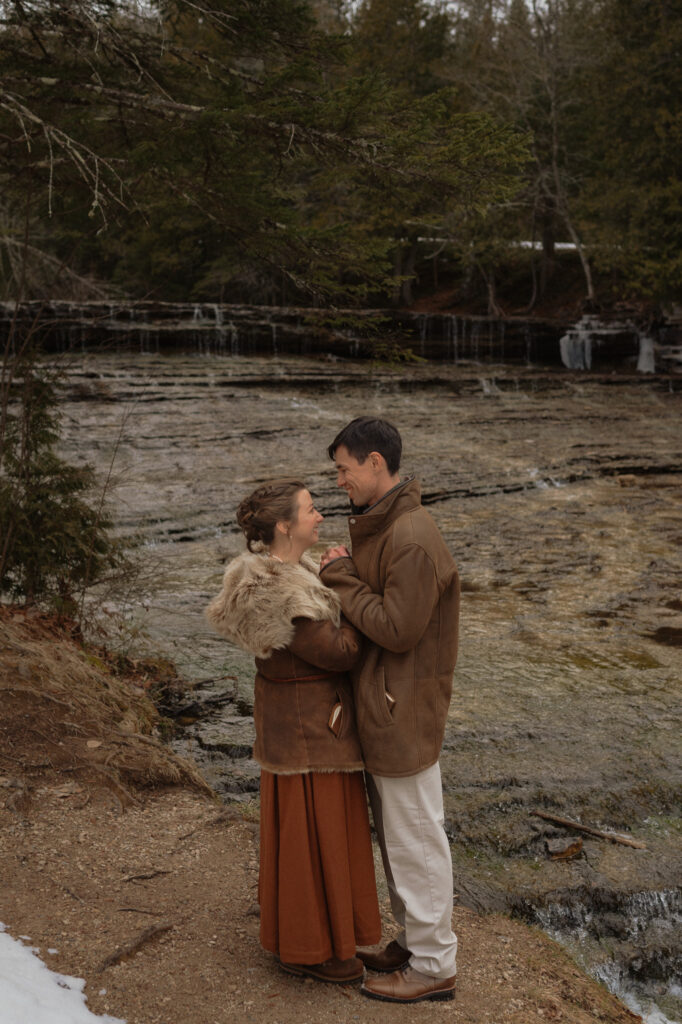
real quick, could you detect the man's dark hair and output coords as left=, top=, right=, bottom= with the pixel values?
left=328, top=417, right=402, bottom=475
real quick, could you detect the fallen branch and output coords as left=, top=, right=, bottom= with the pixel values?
left=123, top=868, right=172, bottom=883
left=42, top=871, right=85, bottom=904
left=99, top=922, right=173, bottom=971
left=532, top=812, right=647, bottom=850
left=116, top=907, right=163, bottom=916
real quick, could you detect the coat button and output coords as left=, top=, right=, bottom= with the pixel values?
left=349, top=518, right=356, bottom=525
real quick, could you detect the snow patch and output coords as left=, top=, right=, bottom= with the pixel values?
left=0, top=923, right=125, bottom=1024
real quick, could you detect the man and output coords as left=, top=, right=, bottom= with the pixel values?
left=320, top=416, right=460, bottom=1004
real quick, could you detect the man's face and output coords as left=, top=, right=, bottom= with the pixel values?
left=334, top=444, right=379, bottom=507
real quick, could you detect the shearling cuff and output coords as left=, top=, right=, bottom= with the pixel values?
left=320, top=556, right=357, bottom=577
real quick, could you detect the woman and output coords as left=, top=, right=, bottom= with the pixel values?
left=206, top=479, right=381, bottom=984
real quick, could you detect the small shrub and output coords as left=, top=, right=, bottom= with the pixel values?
left=0, top=347, right=125, bottom=609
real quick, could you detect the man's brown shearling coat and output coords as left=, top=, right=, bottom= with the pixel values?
left=206, top=548, right=365, bottom=775
left=321, top=478, right=460, bottom=777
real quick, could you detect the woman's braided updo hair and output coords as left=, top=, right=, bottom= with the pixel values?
left=236, top=478, right=306, bottom=552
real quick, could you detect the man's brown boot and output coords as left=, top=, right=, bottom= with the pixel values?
left=280, top=955, right=364, bottom=984
left=361, top=964, right=456, bottom=1003
left=356, top=939, right=411, bottom=973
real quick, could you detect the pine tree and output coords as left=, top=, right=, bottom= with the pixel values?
left=0, top=348, right=123, bottom=607
left=0, top=0, right=529, bottom=305
left=580, top=0, right=682, bottom=299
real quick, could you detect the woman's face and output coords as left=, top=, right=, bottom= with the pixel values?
left=288, top=488, right=323, bottom=550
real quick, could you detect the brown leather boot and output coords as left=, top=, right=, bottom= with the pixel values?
left=361, top=964, right=456, bottom=1003
left=280, top=955, right=364, bottom=984
left=356, top=939, right=412, bottom=973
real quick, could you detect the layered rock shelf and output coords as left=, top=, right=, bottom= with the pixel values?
left=2, top=299, right=681, bottom=370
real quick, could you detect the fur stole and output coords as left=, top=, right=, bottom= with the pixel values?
left=205, top=546, right=341, bottom=658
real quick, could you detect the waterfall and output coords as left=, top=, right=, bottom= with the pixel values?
left=472, top=320, right=480, bottom=362
left=559, top=315, right=658, bottom=371
left=0, top=301, right=676, bottom=369
left=210, top=304, right=226, bottom=352
left=637, top=334, right=656, bottom=373
left=560, top=315, right=596, bottom=369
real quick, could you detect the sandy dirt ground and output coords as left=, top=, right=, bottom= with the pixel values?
left=0, top=780, right=642, bottom=1024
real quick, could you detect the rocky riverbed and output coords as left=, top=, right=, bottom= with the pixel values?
left=54, top=350, right=682, bottom=1022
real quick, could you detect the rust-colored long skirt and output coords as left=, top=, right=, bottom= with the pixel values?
left=258, top=769, right=382, bottom=965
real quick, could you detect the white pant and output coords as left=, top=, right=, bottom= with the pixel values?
left=366, top=762, right=457, bottom=979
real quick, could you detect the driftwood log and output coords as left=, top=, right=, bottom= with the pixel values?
left=99, top=923, right=173, bottom=971
left=532, top=811, right=647, bottom=850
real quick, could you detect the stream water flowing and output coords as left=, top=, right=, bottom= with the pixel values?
left=51, top=348, right=682, bottom=1022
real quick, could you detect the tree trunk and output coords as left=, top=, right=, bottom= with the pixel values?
left=540, top=192, right=556, bottom=297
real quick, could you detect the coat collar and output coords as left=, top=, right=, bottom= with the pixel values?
left=205, top=546, right=340, bottom=658
left=347, top=477, right=421, bottom=539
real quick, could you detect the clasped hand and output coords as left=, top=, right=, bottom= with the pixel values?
left=320, top=545, right=350, bottom=571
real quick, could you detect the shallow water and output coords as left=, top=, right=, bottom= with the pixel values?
left=54, top=351, right=682, bottom=1015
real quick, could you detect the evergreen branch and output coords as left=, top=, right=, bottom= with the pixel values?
left=175, top=0, right=237, bottom=34
left=0, top=90, right=128, bottom=222
left=4, top=76, right=512, bottom=195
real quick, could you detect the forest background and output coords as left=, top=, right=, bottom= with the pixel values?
left=1, top=0, right=680, bottom=318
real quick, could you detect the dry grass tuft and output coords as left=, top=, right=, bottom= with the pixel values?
left=0, top=606, right=213, bottom=804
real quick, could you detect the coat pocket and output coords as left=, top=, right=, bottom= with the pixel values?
left=374, top=668, right=396, bottom=727
left=328, top=700, right=343, bottom=737
left=328, top=686, right=354, bottom=740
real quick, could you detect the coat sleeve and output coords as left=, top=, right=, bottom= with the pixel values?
left=287, top=616, right=362, bottom=672
left=320, top=545, right=439, bottom=653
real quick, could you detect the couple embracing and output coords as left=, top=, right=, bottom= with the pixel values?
left=206, top=417, right=460, bottom=1004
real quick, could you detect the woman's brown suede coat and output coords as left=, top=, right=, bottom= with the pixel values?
left=205, top=549, right=365, bottom=775
left=254, top=617, right=364, bottom=774
left=320, top=478, right=460, bottom=778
